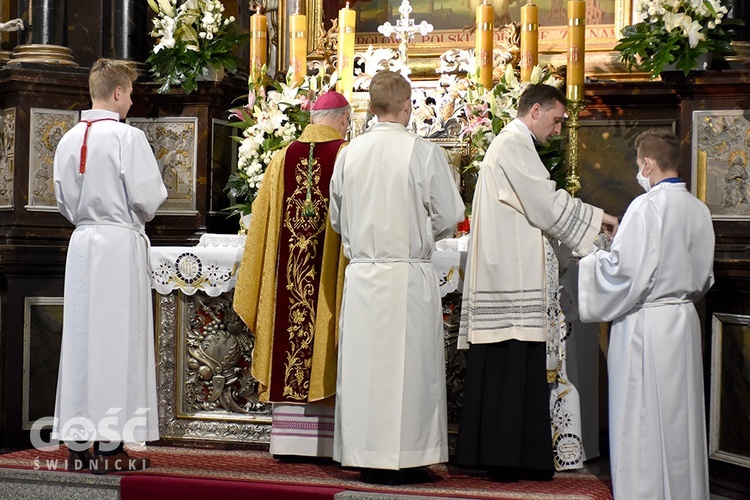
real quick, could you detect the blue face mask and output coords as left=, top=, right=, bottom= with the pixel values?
left=636, top=165, right=651, bottom=192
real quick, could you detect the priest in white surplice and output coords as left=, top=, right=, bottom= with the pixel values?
left=455, top=83, right=618, bottom=481
left=329, top=71, right=464, bottom=484
left=52, top=59, right=167, bottom=473
left=578, top=129, right=714, bottom=500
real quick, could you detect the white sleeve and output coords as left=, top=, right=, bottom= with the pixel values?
left=578, top=202, right=659, bottom=323
left=424, top=144, right=464, bottom=241
left=496, top=138, right=603, bottom=254
left=121, top=129, right=167, bottom=222
left=328, top=147, right=346, bottom=235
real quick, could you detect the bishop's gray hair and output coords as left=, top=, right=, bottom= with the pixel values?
left=310, top=105, right=351, bottom=123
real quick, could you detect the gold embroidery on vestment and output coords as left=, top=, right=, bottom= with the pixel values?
left=281, top=152, right=327, bottom=400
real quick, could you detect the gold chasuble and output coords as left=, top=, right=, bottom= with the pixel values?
left=234, top=124, right=347, bottom=404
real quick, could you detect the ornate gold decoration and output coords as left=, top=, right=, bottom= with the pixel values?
left=493, top=22, right=521, bottom=73
left=8, top=44, right=77, bottom=66
left=315, top=19, right=338, bottom=69
left=280, top=151, right=327, bottom=400
left=302, top=143, right=317, bottom=217
left=565, top=99, right=587, bottom=197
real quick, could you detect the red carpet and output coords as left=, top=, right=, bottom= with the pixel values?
left=0, top=445, right=613, bottom=499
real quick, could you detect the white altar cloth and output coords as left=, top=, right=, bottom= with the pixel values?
left=150, top=234, right=246, bottom=296
left=150, top=234, right=466, bottom=298
left=434, top=235, right=469, bottom=297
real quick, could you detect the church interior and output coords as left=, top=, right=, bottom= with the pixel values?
left=0, top=0, right=749, bottom=498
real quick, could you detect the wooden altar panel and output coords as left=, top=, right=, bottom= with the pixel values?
left=22, top=297, right=63, bottom=429
left=709, top=314, right=750, bottom=470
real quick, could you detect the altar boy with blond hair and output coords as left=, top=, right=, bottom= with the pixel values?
left=329, top=70, right=465, bottom=484
left=52, top=58, right=167, bottom=473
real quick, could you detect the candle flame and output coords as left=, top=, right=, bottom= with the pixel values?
left=256, top=4, right=260, bottom=14
left=346, top=2, right=350, bottom=8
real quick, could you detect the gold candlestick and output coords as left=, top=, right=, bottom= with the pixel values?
left=565, top=99, right=587, bottom=197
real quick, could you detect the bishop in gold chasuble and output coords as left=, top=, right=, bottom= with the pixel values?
left=234, top=92, right=350, bottom=457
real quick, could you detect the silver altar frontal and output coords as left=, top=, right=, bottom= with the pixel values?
left=150, top=234, right=468, bottom=448
left=150, top=234, right=272, bottom=447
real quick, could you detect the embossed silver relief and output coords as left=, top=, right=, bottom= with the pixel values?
left=0, top=108, right=16, bottom=208
left=156, top=286, right=464, bottom=446
left=156, top=292, right=178, bottom=431
left=443, top=291, right=466, bottom=426
left=692, top=110, right=750, bottom=219
left=183, top=293, right=266, bottom=414
left=27, top=108, right=78, bottom=210
left=128, top=117, right=198, bottom=214
left=156, top=290, right=271, bottom=445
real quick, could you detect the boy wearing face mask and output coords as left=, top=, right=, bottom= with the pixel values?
left=577, top=128, right=715, bottom=500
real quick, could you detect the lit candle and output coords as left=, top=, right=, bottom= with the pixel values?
left=336, top=2, right=356, bottom=101
left=475, top=0, right=494, bottom=90
left=566, top=0, right=585, bottom=101
left=289, top=6, right=307, bottom=86
left=520, top=1, right=538, bottom=82
left=250, top=6, right=268, bottom=83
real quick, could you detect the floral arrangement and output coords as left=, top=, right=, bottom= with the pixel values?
left=224, top=71, right=339, bottom=214
left=146, top=0, right=247, bottom=94
left=615, top=0, right=737, bottom=79
left=433, top=51, right=567, bottom=189
left=224, top=45, right=565, bottom=216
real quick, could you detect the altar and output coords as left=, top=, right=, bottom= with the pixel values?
left=149, top=234, right=469, bottom=447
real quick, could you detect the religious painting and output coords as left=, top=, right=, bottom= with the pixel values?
left=22, top=297, right=63, bottom=429
left=577, top=119, right=676, bottom=218
left=692, top=110, right=750, bottom=220
left=27, top=108, right=78, bottom=211
left=709, top=314, right=750, bottom=468
left=127, top=117, right=198, bottom=214
left=313, top=0, right=631, bottom=54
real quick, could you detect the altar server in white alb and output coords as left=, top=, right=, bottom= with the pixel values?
left=578, top=128, right=714, bottom=500
left=52, top=58, right=167, bottom=474
left=329, top=70, right=465, bottom=484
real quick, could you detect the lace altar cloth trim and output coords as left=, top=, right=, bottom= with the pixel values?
left=151, top=236, right=245, bottom=296
left=151, top=234, right=465, bottom=297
